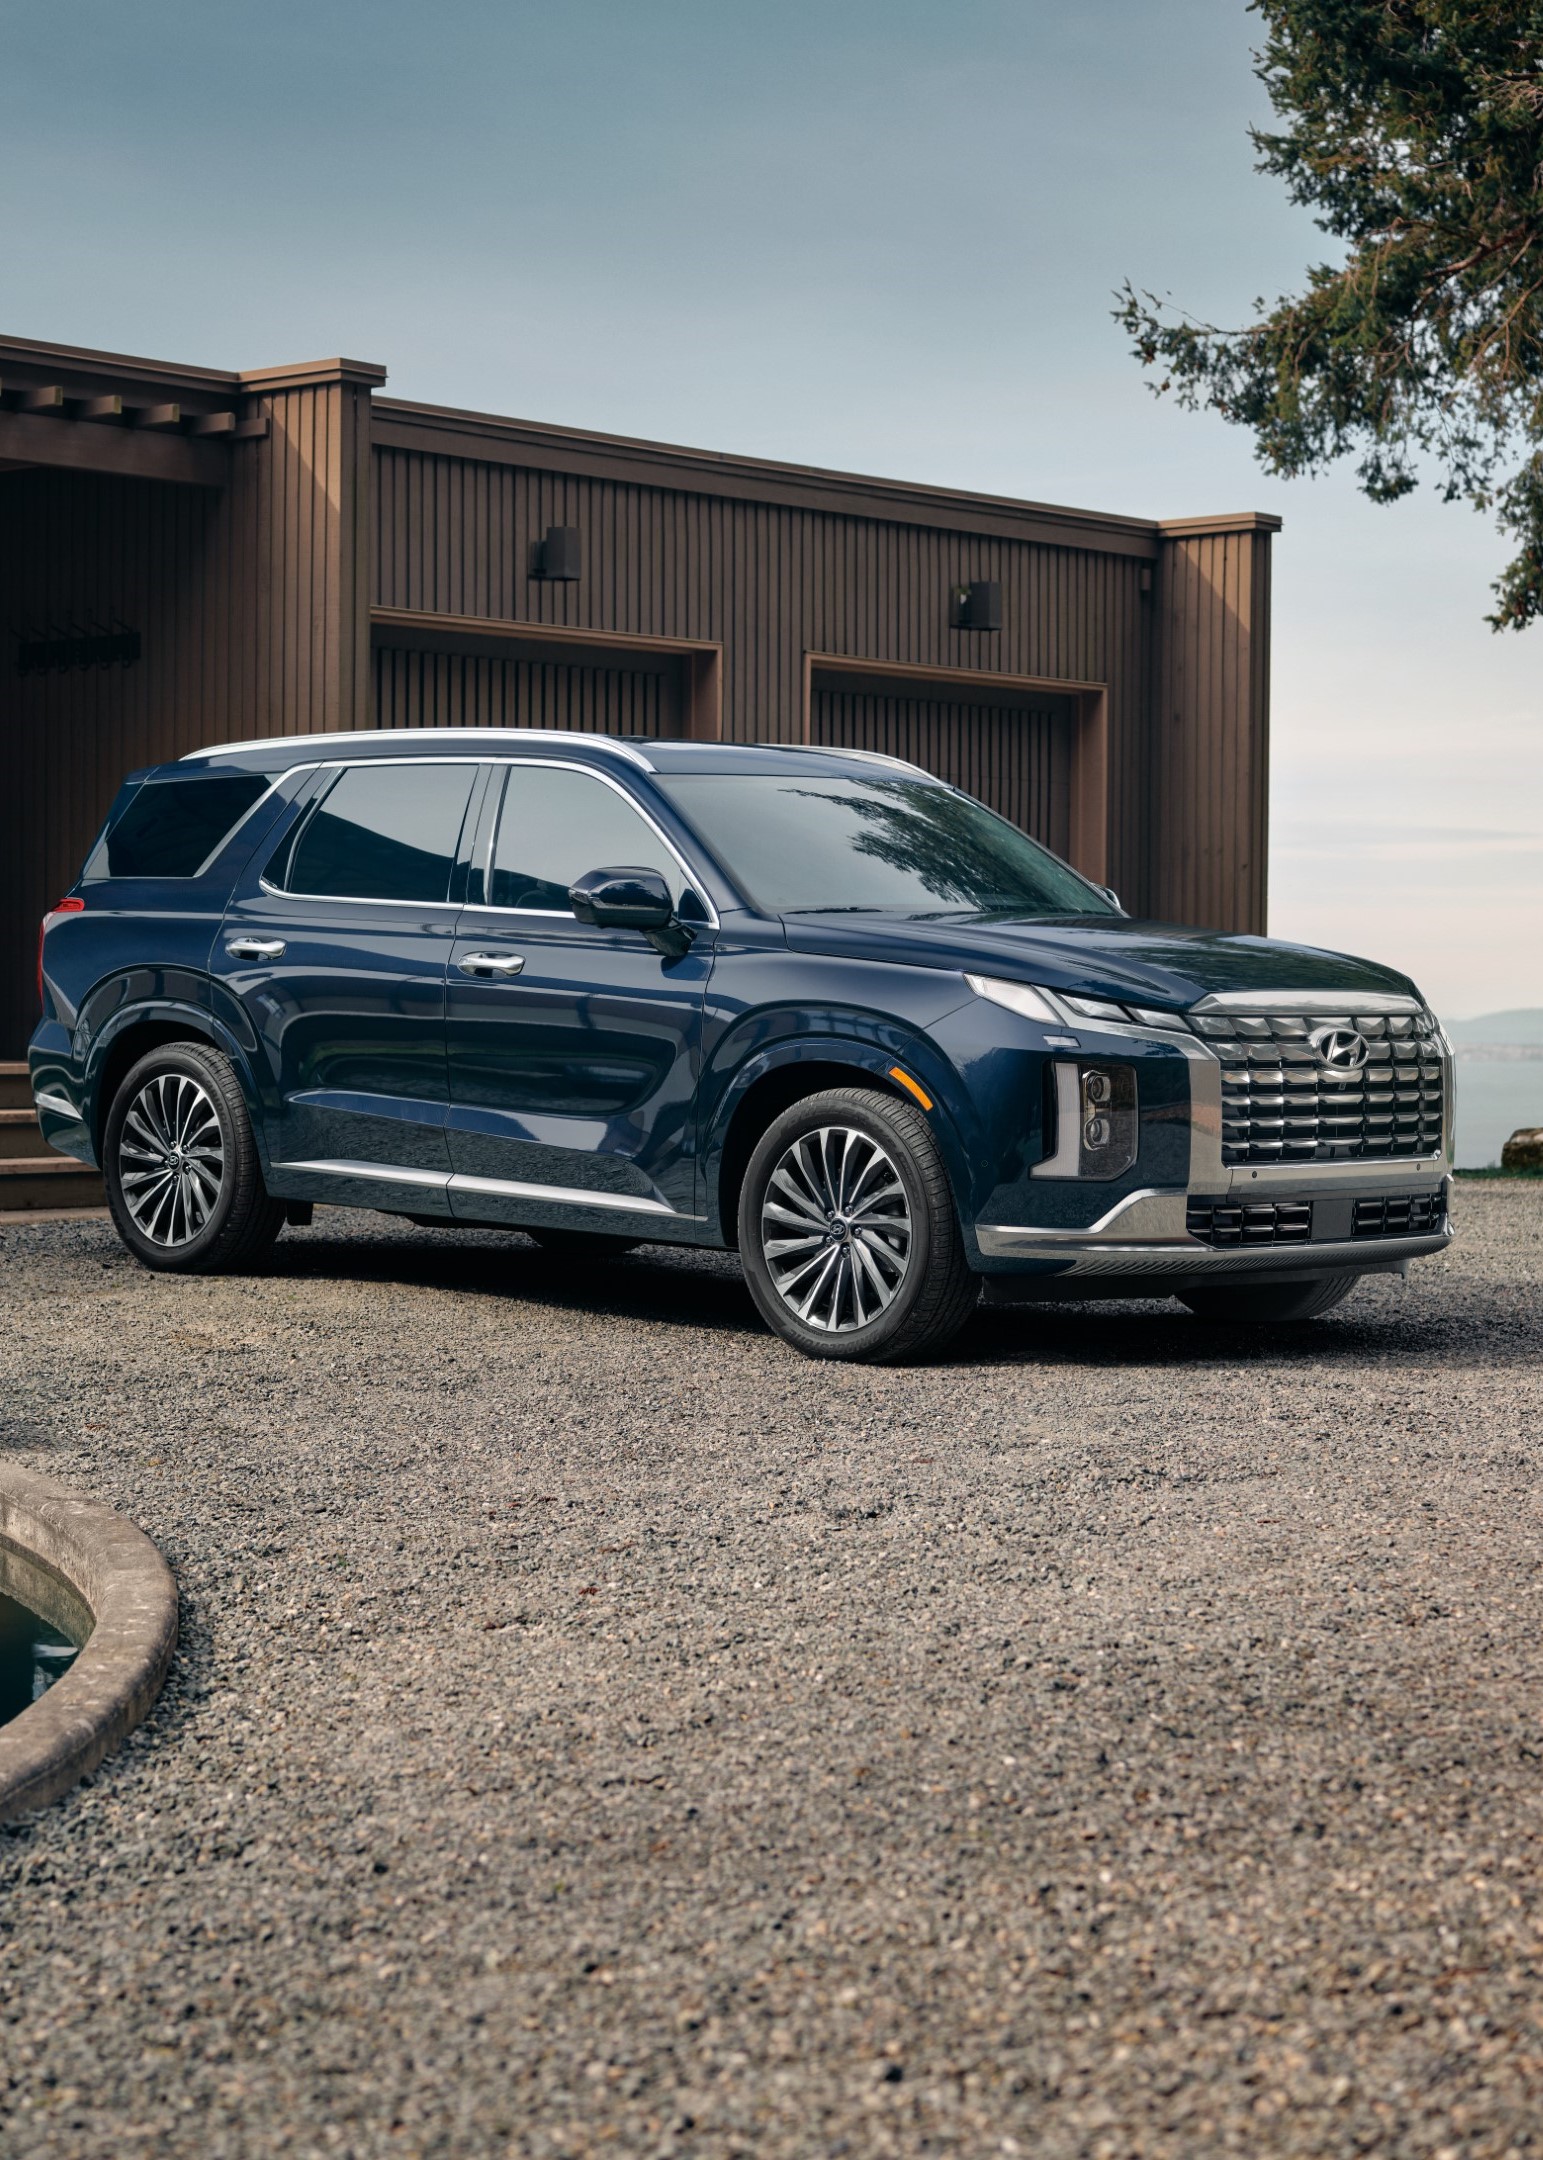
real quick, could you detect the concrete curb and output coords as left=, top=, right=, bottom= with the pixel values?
left=0, top=1464, right=177, bottom=1823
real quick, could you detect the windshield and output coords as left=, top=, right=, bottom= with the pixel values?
left=657, top=773, right=1114, bottom=917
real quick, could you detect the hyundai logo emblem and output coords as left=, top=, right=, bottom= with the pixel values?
left=1310, top=1024, right=1370, bottom=1071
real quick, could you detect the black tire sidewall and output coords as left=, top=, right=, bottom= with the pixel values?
left=104, top=1045, right=250, bottom=1270
left=738, top=1089, right=954, bottom=1359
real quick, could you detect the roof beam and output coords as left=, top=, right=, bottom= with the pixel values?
left=18, top=386, right=64, bottom=412
left=130, top=402, right=181, bottom=430
left=0, top=409, right=228, bottom=488
left=73, top=395, right=123, bottom=421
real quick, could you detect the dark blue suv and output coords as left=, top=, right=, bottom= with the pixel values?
left=30, top=729, right=1453, bottom=1361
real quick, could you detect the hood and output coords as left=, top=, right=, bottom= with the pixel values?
left=778, top=912, right=1424, bottom=1009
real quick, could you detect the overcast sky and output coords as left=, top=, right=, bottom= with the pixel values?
left=5, top=0, right=1538, bottom=1019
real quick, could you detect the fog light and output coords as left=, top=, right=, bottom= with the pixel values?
left=1033, top=1061, right=1139, bottom=1180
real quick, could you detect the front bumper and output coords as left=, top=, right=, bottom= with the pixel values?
left=970, top=995, right=1455, bottom=1295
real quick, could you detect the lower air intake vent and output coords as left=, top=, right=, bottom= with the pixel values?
left=1186, top=1200, right=1312, bottom=1247
left=1352, top=1193, right=1443, bottom=1238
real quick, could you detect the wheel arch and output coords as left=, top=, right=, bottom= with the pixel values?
left=87, top=1002, right=266, bottom=1167
left=706, top=1039, right=968, bottom=1249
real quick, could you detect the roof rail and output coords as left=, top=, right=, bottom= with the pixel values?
left=753, top=742, right=934, bottom=780
left=183, top=727, right=656, bottom=771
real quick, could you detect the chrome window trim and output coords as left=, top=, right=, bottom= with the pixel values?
left=471, top=757, right=722, bottom=931
left=183, top=728, right=657, bottom=772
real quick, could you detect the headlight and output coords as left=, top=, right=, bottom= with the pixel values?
left=965, top=973, right=1060, bottom=1024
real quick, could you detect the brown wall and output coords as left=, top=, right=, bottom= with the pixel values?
left=369, top=437, right=1155, bottom=890
left=0, top=347, right=1275, bottom=1055
left=1152, top=523, right=1272, bottom=935
left=0, top=364, right=379, bottom=1054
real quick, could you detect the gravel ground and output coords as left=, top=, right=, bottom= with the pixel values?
left=1, top=1184, right=1540, bottom=2160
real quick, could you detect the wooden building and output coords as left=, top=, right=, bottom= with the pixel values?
left=0, top=332, right=1279, bottom=1056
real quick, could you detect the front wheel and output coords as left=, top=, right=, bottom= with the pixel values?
left=1179, top=1272, right=1359, bottom=1324
left=739, top=1087, right=977, bottom=1363
left=103, top=1042, right=284, bottom=1273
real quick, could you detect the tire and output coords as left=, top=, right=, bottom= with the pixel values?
left=103, top=1042, right=284, bottom=1274
left=738, top=1086, right=977, bottom=1363
left=1179, top=1271, right=1359, bottom=1324
left=526, top=1228, right=642, bottom=1261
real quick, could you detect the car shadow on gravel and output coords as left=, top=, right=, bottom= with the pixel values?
left=270, top=1227, right=759, bottom=1334
left=264, top=1225, right=1539, bottom=1374
left=956, top=1296, right=1539, bottom=1372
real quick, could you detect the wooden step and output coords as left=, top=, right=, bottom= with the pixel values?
left=0, top=1108, right=46, bottom=1159
left=0, top=1156, right=107, bottom=1210
left=0, top=1062, right=34, bottom=1114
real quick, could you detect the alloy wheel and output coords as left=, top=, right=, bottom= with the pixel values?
left=759, top=1124, right=913, bottom=1332
left=116, top=1071, right=226, bottom=1247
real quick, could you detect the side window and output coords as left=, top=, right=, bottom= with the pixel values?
left=86, top=774, right=271, bottom=880
left=282, top=762, right=477, bottom=904
left=489, top=766, right=691, bottom=913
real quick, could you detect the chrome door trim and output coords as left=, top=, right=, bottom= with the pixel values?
left=271, top=1159, right=698, bottom=1219
left=33, top=1090, right=77, bottom=1121
left=449, top=1172, right=687, bottom=1217
left=275, top=1160, right=451, bottom=1189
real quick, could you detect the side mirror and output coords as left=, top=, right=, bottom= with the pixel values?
left=568, top=865, right=674, bottom=930
left=568, top=865, right=694, bottom=957
left=1098, top=885, right=1124, bottom=913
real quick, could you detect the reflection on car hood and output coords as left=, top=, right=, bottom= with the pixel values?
left=777, top=912, right=1423, bottom=1008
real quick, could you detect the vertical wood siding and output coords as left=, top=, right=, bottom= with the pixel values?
left=371, top=445, right=1155, bottom=894
left=1151, top=528, right=1270, bottom=934
left=373, top=648, right=675, bottom=736
left=810, top=687, right=1073, bottom=855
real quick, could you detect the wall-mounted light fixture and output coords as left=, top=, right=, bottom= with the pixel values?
left=949, top=579, right=1001, bottom=632
left=530, top=525, right=582, bottom=581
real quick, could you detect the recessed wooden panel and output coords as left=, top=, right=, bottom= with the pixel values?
left=809, top=684, right=1074, bottom=856
left=372, top=645, right=678, bottom=737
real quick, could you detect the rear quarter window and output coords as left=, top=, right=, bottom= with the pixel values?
left=86, top=775, right=272, bottom=880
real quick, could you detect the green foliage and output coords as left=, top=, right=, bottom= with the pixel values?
left=1116, top=1, right=1543, bottom=628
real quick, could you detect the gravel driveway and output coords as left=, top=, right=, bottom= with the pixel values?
left=1, top=1184, right=1540, bottom=2160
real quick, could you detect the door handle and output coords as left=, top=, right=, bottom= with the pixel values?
left=225, top=938, right=287, bottom=960
left=458, top=952, right=526, bottom=978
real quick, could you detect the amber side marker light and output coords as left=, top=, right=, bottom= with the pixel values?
left=37, top=895, right=85, bottom=1008
left=888, top=1066, right=934, bottom=1111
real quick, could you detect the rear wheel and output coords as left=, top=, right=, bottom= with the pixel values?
left=104, top=1042, right=284, bottom=1273
left=739, top=1087, right=977, bottom=1363
left=1179, top=1271, right=1359, bottom=1324
left=526, top=1227, right=642, bottom=1261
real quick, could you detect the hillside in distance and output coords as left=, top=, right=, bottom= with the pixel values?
left=1445, top=1010, right=1543, bottom=1046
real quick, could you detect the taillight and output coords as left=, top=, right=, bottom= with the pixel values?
left=37, top=896, right=85, bottom=1012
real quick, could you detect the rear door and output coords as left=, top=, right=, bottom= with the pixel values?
left=212, top=757, right=482, bottom=1210
left=444, top=759, right=714, bottom=1227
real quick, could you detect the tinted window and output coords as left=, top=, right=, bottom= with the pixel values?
left=87, top=774, right=270, bottom=880
left=657, top=774, right=1113, bottom=917
left=284, top=762, right=477, bottom=903
left=489, top=765, right=689, bottom=912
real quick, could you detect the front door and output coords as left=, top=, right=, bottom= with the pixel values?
left=213, top=757, right=482, bottom=1211
left=444, top=760, right=714, bottom=1230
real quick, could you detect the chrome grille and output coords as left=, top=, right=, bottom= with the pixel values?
left=1189, top=1012, right=1446, bottom=1166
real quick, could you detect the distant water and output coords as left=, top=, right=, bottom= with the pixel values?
left=1454, top=1057, right=1543, bottom=1168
